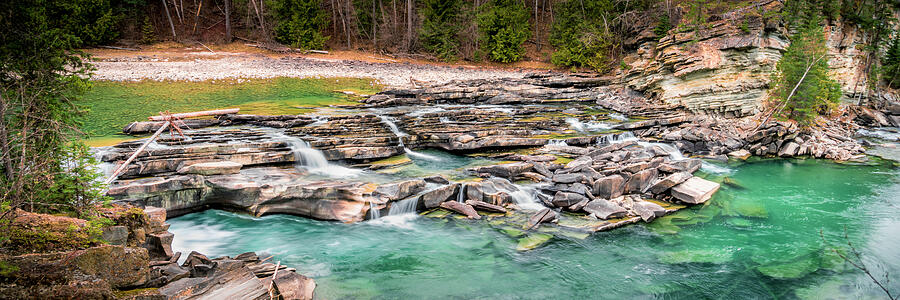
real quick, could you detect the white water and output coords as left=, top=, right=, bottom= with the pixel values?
left=547, top=139, right=569, bottom=146
left=508, top=185, right=545, bottom=211
left=638, top=141, right=686, bottom=161
left=369, top=202, right=381, bottom=219
left=275, top=133, right=362, bottom=178
left=858, top=127, right=900, bottom=141
left=457, top=183, right=467, bottom=203
left=608, top=112, right=628, bottom=121
left=90, top=147, right=118, bottom=180
left=566, top=117, right=613, bottom=133
left=597, top=132, right=638, bottom=145
left=387, top=197, right=419, bottom=215
left=701, top=161, right=735, bottom=175
left=378, top=115, right=442, bottom=161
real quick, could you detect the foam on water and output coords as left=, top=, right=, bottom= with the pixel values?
left=701, top=161, right=735, bottom=175
left=547, top=139, right=569, bottom=146
left=597, top=132, right=638, bottom=145
left=508, top=185, right=546, bottom=211
left=378, top=115, right=442, bottom=161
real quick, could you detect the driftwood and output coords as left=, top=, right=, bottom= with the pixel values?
left=104, top=108, right=240, bottom=184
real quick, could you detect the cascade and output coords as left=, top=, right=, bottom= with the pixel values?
left=369, top=202, right=381, bottom=219
left=457, top=183, right=467, bottom=203
left=275, top=132, right=361, bottom=178
left=597, top=132, right=638, bottom=145
left=507, top=185, right=545, bottom=211
left=638, top=141, right=686, bottom=161
left=566, top=117, right=613, bottom=133
left=387, top=198, right=419, bottom=216
left=548, top=139, right=569, bottom=147
left=377, top=115, right=441, bottom=161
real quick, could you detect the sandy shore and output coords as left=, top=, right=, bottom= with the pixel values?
left=90, top=52, right=534, bottom=88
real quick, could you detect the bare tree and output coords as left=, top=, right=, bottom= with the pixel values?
left=821, top=229, right=897, bottom=300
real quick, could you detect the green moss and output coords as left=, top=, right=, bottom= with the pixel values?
left=80, top=77, right=381, bottom=146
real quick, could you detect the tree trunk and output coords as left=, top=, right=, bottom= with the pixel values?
left=162, top=0, right=177, bottom=40
left=0, top=95, right=12, bottom=181
left=406, top=0, right=412, bottom=51
left=224, top=0, right=232, bottom=42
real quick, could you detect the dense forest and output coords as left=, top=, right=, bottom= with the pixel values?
left=31, top=1, right=900, bottom=71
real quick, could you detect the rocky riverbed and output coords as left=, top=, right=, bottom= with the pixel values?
left=86, top=72, right=900, bottom=298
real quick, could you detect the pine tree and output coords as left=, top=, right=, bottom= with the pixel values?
left=770, top=14, right=842, bottom=127
left=140, top=15, right=155, bottom=45
left=419, top=0, right=462, bottom=61
left=476, top=0, right=530, bottom=63
left=273, top=0, right=329, bottom=50
left=883, top=35, right=900, bottom=88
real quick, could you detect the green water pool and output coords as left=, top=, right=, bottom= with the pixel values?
left=168, top=158, right=900, bottom=299
left=78, top=77, right=380, bottom=146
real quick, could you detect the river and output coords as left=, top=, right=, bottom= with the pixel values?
left=168, top=158, right=900, bottom=299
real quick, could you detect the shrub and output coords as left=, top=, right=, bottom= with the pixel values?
left=549, top=0, right=614, bottom=72
left=273, top=0, right=329, bottom=49
left=477, top=0, right=530, bottom=63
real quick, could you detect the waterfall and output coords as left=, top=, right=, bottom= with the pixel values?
left=387, top=198, right=418, bottom=215
left=275, top=133, right=361, bottom=178
left=566, top=118, right=613, bottom=133
left=377, top=115, right=441, bottom=161
left=508, top=185, right=545, bottom=211
left=457, top=183, right=467, bottom=203
left=638, top=141, right=685, bottom=161
left=597, top=132, right=638, bottom=145
left=90, top=147, right=118, bottom=180
left=548, top=139, right=569, bottom=146
left=369, top=202, right=381, bottom=219
left=608, top=112, right=628, bottom=121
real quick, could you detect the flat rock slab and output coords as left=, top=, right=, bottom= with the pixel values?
left=583, top=199, right=627, bottom=220
left=177, top=161, right=243, bottom=175
left=671, top=177, right=720, bottom=204
left=440, top=201, right=481, bottom=219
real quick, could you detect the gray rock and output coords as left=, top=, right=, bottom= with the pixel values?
left=424, top=175, right=450, bottom=184
left=374, top=179, right=427, bottom=202
left=552, top=173, right=586, bottom=184
left=632, top=201, right=666, bottom=222
left=671, top=177, right=721, bottom=204
left=101, top=225, right=129, bottom=246
left=465, top=200, right=508, bottom=213
left=440, top=201, right=481, bottom=219
left=177, top=161, right=243, bottom=175
left=778, top=142, right=800, bottom=157
left=593, top=175, right=625, bottom=199
left=623, top=168, right=658, bottom=194
left=420, top=183, right=459, bottom=208
left=583, top=199, right=627, bottom=220
left=271, top=270, right=316, bottom=300
left=527, top=208, right=558, bottom=230
left=649, top=172, right=692, bottom=194
left=471, top=162, right=534, bottom=178
left=552, top=191, right=588, bottom=207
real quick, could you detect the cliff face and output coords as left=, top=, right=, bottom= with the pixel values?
left=621, top=0, right=877, bottom=117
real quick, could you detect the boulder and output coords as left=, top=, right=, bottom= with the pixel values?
left=159, top=265, right=268, bottom=300
left=649, top=172, right=692, bottom=194
left=632, top=201, right=666, bottom=222
left=778, top=142, right=800, bottom=157
left=623, top=168, right=658, bottom=194
left=271, top=271, right=316, bottom=300
left=420, top=183, right=460, bottom=208
left=101, top=225, right=129, bottom=246
left=658, top=158, right=702, bottom=173
left=423, top=175, right=450, bottom=184
left=471, top=162, right=534, bottom=178
left=440, top=201, right=481, bottom=219
left=146, top=232, right=174, bottom=260
left=728, top=149, right=751, bottom=160
left=552, top=173, right=586, bottom=184
left=176, top=161, right=243, bottom=175
left=374, top=179, right=427, bottom=202
left=551, top=191, right=588, bottom=207
left=465, top=200, right=508, bottom=213
left=583, top=199, right=627, bottom=220
left=671, top=177, right=721, bottom=204
left=564, top=156, right=593, bottom=171
left=526, top=208, right=558, bottom=230
left=593, top=175, right=625, bottom=199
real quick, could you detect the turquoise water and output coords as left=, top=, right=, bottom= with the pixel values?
left=168, top=159, right=900, bottom=299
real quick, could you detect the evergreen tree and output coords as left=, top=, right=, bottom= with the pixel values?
left=882, top=34, right=900, bottom=88
left=274, top=0, right=329, bottom=50
left=419, top=0, right=462, bottom=61
left=477, top=0, right=530, bottom=63
left=549, top=0, right=614, bottom=71
left=770, top=14, right=842, bottom=127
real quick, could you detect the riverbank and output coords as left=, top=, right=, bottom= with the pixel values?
left=86, top=44, right=539, bottom=87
